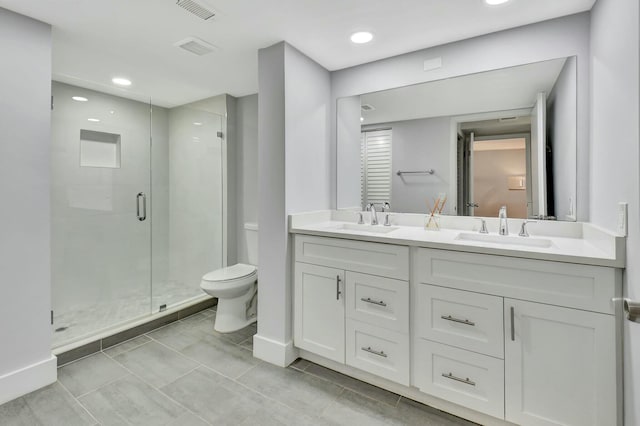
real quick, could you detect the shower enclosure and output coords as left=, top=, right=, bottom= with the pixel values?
left=51, top=81, right=225, bottom=348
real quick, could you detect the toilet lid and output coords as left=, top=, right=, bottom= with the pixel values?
left=202, top=263, right=257, bottom=282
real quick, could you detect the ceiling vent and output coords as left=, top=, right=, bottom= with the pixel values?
left=361, top=104, right=376, bottom=111
left=174, top=37, right=218, bottom=56
left=176, top=0, right=216, bottom=20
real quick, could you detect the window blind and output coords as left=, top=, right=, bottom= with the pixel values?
left=361, top=129, right=392, bottom=207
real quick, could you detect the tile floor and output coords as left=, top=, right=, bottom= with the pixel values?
left=1, top=307, right=476, bottom=426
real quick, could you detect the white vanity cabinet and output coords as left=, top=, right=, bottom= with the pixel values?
left=413, top=248, right=620, bottom=426
left=293, top=235, right=411, bottom=384
left=292, top=234, right=621, bottom=426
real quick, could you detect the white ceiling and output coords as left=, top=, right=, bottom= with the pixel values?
left=0, top=0, right=595, bottom=107
left=361, top=58, right=567, bottom=124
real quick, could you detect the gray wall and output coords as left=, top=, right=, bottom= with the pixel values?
left=256, top=42, right=331, bottom=364
left=589, top=0, right=640, bottom=424
left=257, top=42, right=288, bottom=350
left=364, top=117, right=451, bottom=214
left=236, top=94, right=259, bottom=264
left=285, top=45, right=333, bottom=213
left=0, top=7, right=54, bottom=398
left=547, top=56, right=577, bottom=220
left=331, top=13, right=591, bottom=221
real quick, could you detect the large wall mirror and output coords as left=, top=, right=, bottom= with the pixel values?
left=337, top=57, right=577, bottom=221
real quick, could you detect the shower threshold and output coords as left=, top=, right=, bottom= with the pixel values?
left=53, top=295, right=216, bottom=366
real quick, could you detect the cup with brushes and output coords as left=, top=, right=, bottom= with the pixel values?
left=425, top=193, right=447, bottom=231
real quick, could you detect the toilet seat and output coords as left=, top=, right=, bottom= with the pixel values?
left=200, top=263, right=257, bottom=294
left=202, top=263, right=256, bottom=282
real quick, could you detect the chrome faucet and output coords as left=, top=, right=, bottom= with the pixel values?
left=476, top=218, right=489, bottom=234
left=498, top=206, right=508, bottom=235
left=519, top=220, right=537, bottom=237
left=366, top=203, right=379, bottom=225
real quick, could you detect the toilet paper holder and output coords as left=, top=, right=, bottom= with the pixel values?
left=624, top=299, right=640, bottom=323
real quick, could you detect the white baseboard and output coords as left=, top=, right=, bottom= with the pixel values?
left=252, top=334, right=299, bottom=367
left=0, top=355, right=57, bottom=405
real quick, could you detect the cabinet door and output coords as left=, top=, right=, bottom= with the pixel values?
left=504, top=299, right=617, bottom=426
left=294, top=263, right=345, bottom=363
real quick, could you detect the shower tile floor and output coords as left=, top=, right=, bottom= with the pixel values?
left=53, top=281, right=201, bottom=347
left=3, top=307, right=477, bottom=426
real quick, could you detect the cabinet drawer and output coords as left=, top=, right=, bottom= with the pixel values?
left=346, top=319, right=410, bottom=386
left=295, top=235, right=409, bottom=280
left=414, top=340, right=504, bottom=419
left=346, top=272, right=409, bottom=333
left=413, top=248, right=618, bottom=314
left=416, top=285, right=504, bottom=358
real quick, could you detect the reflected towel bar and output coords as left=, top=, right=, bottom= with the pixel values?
left=396, top=169, right=435, bottom=176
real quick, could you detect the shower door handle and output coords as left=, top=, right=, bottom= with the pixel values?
left=136, top=192, right=147, bottom=221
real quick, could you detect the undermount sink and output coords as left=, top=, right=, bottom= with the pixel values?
left=455, top=232, right=553, bottom=248
left=330, top=223, right=399, bottom=234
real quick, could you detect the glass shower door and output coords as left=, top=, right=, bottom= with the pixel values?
left=51, top=81, right=152, bottom=347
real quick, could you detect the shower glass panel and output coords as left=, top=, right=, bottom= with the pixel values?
left=51, top=82, right=152, bottom=347
left=151, top=106, right=224, bottom=312
left=51, top=80, right=225, bottom=348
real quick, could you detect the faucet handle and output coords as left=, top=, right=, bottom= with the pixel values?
left=519, top=220, right=537, bottom=237
left=384, top=213, right=392, bottom=226
left=383, top=202, right=391, bottom=212
left=475, top=218, right=489, bottom=234
left=356, top=211, right=364, bottom=225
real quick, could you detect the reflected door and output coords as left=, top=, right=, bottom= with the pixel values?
left=530, top=92, right=547, bottom=217
left=51, top=82, right=152, bottom=347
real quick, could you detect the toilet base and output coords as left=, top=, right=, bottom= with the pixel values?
left=214, top=282, right=257, bottom=333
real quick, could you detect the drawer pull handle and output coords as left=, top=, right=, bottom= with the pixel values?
left=336, top=275, right=342, bottom=300
left=361, top=346, right=388, bottom=358
left=442, top=372, right=476, bottom=387
left=441, top=315, right=475, bottom=326
left=361, top=297, right=387, bottom=307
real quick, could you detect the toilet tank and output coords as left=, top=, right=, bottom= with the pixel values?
left=244, top=222, right=259, bottom=265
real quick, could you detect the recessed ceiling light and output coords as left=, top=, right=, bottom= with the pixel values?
left=72, top=96, right=88, bottom=102
left=87, top=118, right=100, bottom=122
left=112, top=77, right=132, bottom=86
left=484, top=0, right=510, bottom=5
left=193, top=122, right=203, bottom=126
left=350, top=31, right=374, bottom=44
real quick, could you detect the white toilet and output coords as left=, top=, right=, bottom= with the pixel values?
left=200, top=223, right=258, bottom=333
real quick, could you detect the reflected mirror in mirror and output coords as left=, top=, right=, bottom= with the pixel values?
left=337, top=57, right=577, bottom=221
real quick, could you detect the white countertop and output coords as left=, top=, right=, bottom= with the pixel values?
left=289, top=211, right=626, bottom=268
